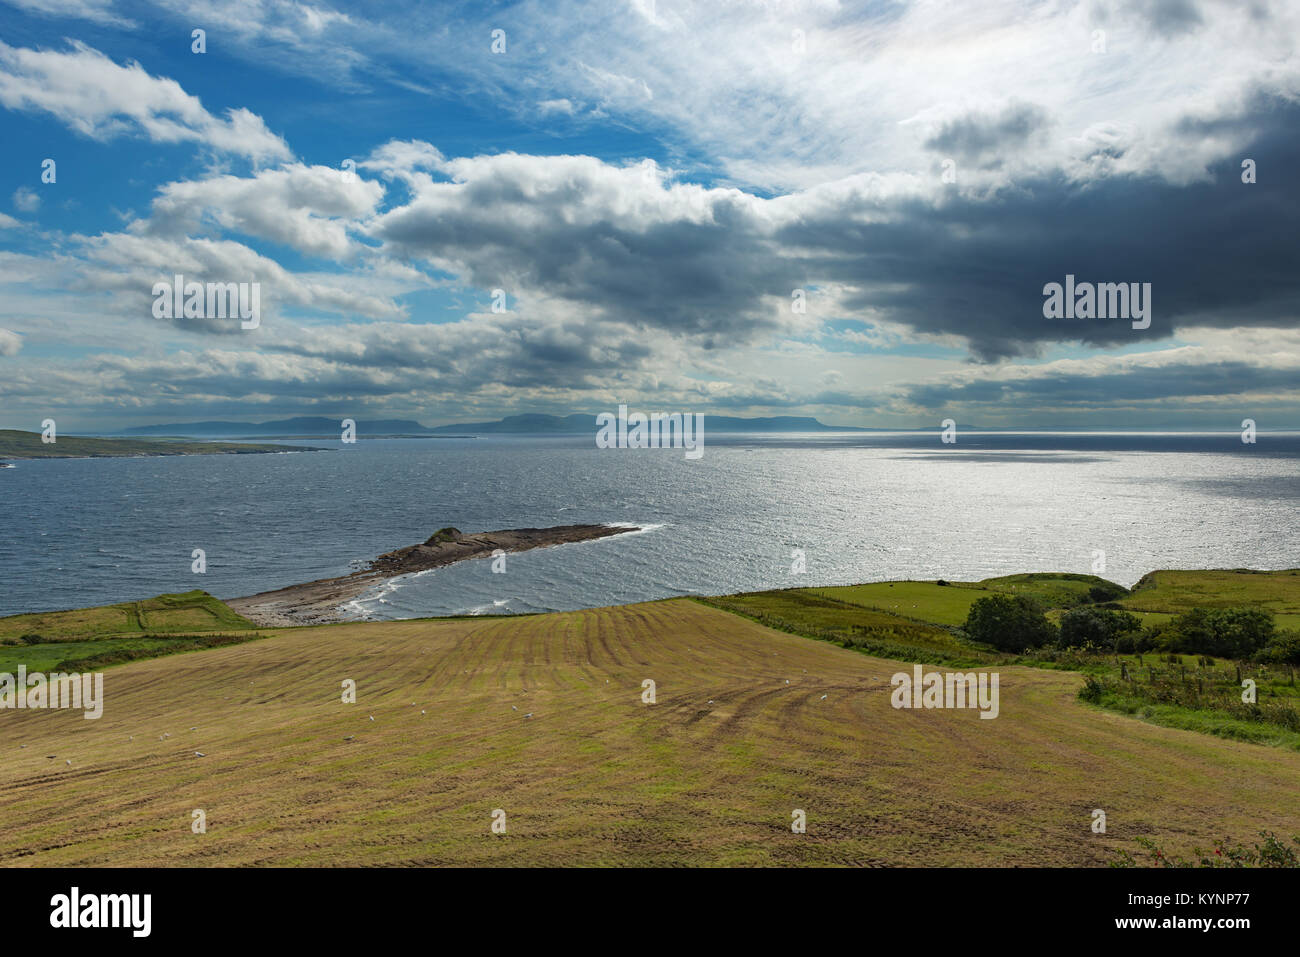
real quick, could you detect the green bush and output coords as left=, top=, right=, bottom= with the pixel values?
left=1059, top=607, right=1142, bottom=649
left=1261, top=630, right=1300, bottom=669
left=1165, top=607, right=1274, bottom=658
left=1114, top=831, right=1300, bottom=868
left=963, top=594, right=1056, bottom=652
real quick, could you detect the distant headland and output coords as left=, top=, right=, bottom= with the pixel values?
left=0, top=430, right=322, bottom=460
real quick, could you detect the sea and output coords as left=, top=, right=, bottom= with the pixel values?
left=1, top=431, right=1297, bottom=619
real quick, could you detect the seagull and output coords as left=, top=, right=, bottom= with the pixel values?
left=524, top=713, right=533, bottom=719
left=194, top=751, right=205, bottom=758
left=65, top=760, right=71, bottom=765
left=420, top=710, right=426, bottom=715
left=19, top=744, right=26, bottom=749
left=820, top=694, right=828, bottom=701
left=785, top=680, right=790, bottom=685
left=343, top=735, right=355, bottom=741
left=368, top=715, right=375, bottom=721
left=190, top=726, right=197, bottom=731
left=512, top=706, right=517, bottom=711
left=708, top=700, right=714, bottom=705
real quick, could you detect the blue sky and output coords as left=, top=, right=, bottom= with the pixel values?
left=1, top=0, right=1298, bottom=431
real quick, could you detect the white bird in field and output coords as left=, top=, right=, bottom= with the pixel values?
left=420, top=710, right=426, bottom=715
left=785, top=680, right=790, bottom=685
left=19, top=744, right=26, bottom=749
left=820, top=694, right=828, bottom=701
left=708, top=700, right=714, bottom=705
left=65, top=760, right=71, bottom=765
left=343, top=735, right=355, bottom=741
left=524, top=713, right=533, bottom=719
left=194, top=752, right=205, bottom=758
left=190, top=727, right=197, bottom=731
left=512, top=706, right=517, bottom=711
left=369, top=715, right=374, bottom=721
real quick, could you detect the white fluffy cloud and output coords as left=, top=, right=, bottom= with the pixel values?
left=0, top=40, right=292, bottom=163
left=143, top=164, right=386, bottom=260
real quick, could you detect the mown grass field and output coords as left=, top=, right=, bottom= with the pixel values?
left=3, top=598, right=1299, bottom=866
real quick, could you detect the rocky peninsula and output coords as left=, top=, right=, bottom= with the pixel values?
left=227, top=524, right=639, bottom=627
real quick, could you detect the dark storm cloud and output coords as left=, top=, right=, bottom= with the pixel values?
left=783, top=96, right=1300, bottom=361
left=905, top=360, right=1298, bottom=408
left=1134, top=0, right=1204, bottom=37
left=922, top=101, right=1052, bottom=164
left=360, top=95, right=1300, bottom=372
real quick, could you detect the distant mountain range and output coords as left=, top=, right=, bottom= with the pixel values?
left=115, top=413, right=878, bottom=437
left=119, top=416, right=434, bottom=437
left=427, top=413, right=871, bottom=434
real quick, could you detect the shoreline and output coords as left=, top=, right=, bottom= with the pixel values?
left=0, top=429, right=324, bottom=460
left=226, top=524, right=641, bottom=627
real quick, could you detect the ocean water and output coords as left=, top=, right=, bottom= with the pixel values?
left=1, top=432, right=1298, bottom=619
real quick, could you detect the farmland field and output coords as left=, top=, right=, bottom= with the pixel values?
left=3, top=597, right=1298, bottom=867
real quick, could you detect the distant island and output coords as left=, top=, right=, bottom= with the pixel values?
left=0, top=430, right=323, bottom=461
left=228, top=524, right=640, bottom=627
left=110, top=412, right=880, bottom=437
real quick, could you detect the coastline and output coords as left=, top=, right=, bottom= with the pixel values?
left=226, top=524, right=641, bottom=627
left=0, top=429, right=324, bottom=460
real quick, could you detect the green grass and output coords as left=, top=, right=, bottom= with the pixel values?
left=0, top=591, right=261, bottom=670
left=974, top=572, right=1128, bottom=607
left=0, top=429, right=319, bottom=460
left=0, top=632, right=268, bottom=673
left=697, top=588, right=992, bottom=665
left=1080, top=689, right=1300, bottom=750
left=805, top=581, right=990, bottom=627
left=1120, top=568, right=1300, bottom=616
left=0, top=589, right=256, bottom=642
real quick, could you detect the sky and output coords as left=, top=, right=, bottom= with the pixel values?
left=0, top=0, right=1297, bottom=431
